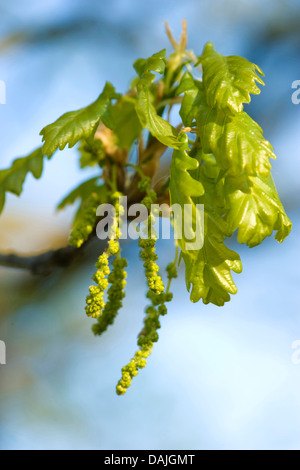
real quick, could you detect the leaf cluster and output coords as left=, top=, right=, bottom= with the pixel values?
left=0, top=22, right=292, bottom=393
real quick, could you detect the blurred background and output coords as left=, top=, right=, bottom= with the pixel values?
left=0, top=0, right=300, bottom=450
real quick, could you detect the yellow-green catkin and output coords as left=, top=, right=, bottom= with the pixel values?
left=79, top=138, right=105, bottom=169
left=86, top=253, right=110, bottom=319
left=92, top=256, right=127, bottom=335
left=116, top=289, right=176, bottom=396
left=116, top=177, right=178, bottom=395
left=69, top=193, right=100, bottom=248
left=139, top=182, right=165, bottom=296
left=87, top=191, right=127, bottom=327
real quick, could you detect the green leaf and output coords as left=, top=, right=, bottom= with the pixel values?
left=40, top=82, right=119, bottom=156
left=169, top=134, right=204, bottom=253
left=200, top=42, right=265, bottom=113
left=135, top=87, right=182, bottom=148
left=224, top=174, right=292, bottom=247
left=0, top=148, right=47, bottom=214
left=133, top=49, right=166, bottom=78
left=134, top=50, right=183, bottom=149
left=58, top=177, right=108, bottom=230
left=176, top=72, right=203, bottom=127
left=101, top=98, right=142, bottom=150
left=182, top=153, right=242, bottom=306
left=197, top=104, right=276, bottom=178
left=183, top=230, right=242, bottom=306
left=57, top=176, right=102, bottom=211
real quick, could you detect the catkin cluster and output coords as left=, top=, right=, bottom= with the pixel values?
left=92, top=257, right=127, bottom=335
left=116, top=176, right=178, bottom=395
left=116, top=267, right=177, bottom=395
left=69, top=193, right=100, bottom=248
left=86, top=192, right=127, bottom=327
left=138, top=178, right=164, bottom=295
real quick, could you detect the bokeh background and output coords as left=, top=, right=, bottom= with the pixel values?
left=0, top=0, right=300, bottom=450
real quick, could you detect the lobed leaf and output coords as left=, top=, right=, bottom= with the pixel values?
left=169, top=134, right=204, bottom=253
left=183, top=231, right=242, bottom=306
left=134, top=50, right=183, bottom=149
left=0, top=148, right=47, bottom=214
left=102, top=98, right=142, bottom=151
left=135, top=87, right=183, bottom=148
left=182, top=153, right=242, bottom=306
left=200, top=42, right=265, bottom=114
left=57, top=176, right=102, bottom=211
left=58, top=178, right=108, bottom=230
left=176, top=72, right=203, bottom=127
left=133, top=49, right=166, bottom=79
left=197, top=104, right=276, bottom=178
left=224, top=174, right=292, bottom=247
left=40, top=82, right=119, bottom=156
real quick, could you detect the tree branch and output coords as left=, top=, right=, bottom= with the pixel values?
left=0, top=130, right=175, bottom=277
left=0, top=245, right=83, bottom=276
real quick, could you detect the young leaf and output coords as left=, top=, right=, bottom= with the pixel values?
left=101, top=98, right=142, bottom=151
left=200, top=42, right=265, bottom=114
left=0, top=148, right=46, bottom=214
left=224, top=174, right=292, bottom=247
left=57, top=177, right=102, bottom=211
left=135, top=87, right=182, bottom=148
left=40, top=82, right=119, bottom=156
left=134, top=49, right=166, bottom=78
left=176, top=72, right=203, bottom=127
left=197, top=104, right=276, bottom=178
left=58, top=178, right=108, bottom=232
left=134, top=50, right=183, bottom=149
left=183, top=229, right=242, bottom=306
left=169, top=134, right=204, bottom=253
left=182, top=153, right=242, bottom=306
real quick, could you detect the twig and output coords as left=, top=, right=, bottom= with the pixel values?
left=0, top=245, right=84, bottom=276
